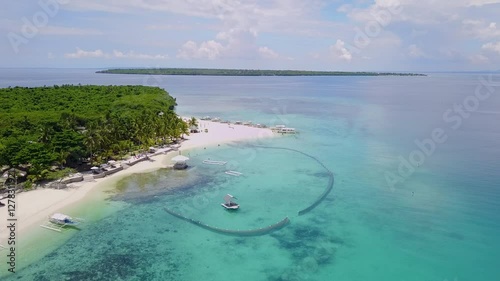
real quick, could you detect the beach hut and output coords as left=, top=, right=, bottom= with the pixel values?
left=90, top=166, right=101, bottom=174
left=171, top=155, right=189, bottom=170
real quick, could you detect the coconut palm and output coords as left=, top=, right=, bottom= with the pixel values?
left=188, top=117, right=198, bottom=128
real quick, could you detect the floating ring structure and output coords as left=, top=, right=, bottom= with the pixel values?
left=247, top=145, right=334, bottom=216
left=164, top=208, right=289, bottom=237
left=164, top=145, right=333, bottom=236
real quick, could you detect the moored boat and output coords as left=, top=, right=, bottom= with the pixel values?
left=40, top=213, right=84, bottom=232
left=278, top=127, right=297, bottom=134
left=221, top=194, right=239, bottom=210
left=49, top=213, right=81, bottom=226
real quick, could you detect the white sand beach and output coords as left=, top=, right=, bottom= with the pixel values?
left=0, top=120, right=274, bottom=243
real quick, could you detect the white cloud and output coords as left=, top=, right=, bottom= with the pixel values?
left=64, top=48, right=168, bottom=59
left=330, top=39, right=352, bottom=61
left=65, top=48, right=108, bottom=58
left=178, top=27, right=264, bottom=60
left=258, top=46, right=279, bottom=59
left=481, top=41, right=500, bottom=53
left=462, top=20, right=500, bottom=40
left=177, top=40, right=224, bottom=60
left=112, top=50, right=168, bottom=60
left=466, top=0, right=500, bottom=6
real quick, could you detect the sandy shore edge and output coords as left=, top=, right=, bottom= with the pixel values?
left=0, top=120, right=274, bottom=244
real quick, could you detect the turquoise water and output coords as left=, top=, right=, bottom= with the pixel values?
left=1, top=70, right=499, bottom=280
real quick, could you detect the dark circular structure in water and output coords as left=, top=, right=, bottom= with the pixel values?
left=164, top=145, right=334, bottom=236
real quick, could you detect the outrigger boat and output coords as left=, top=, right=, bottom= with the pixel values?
left=221, top=194, right=239, bottom=210
left=202, top=159, right=227, bottom=165
left=40, top=213, right=84, bottom=232
left=225, top=170, right=242, bottom=176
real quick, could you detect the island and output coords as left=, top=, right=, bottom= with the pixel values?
left=96, top=68, right=426, bottom=76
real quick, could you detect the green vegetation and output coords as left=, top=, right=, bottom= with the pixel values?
left=97, top=68, right=426, bottom=76
left=0, top=85, right=187, bottom=186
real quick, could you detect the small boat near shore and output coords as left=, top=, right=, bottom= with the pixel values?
left=221, top=194, right=239, bottom=210
left=225, top=170, right=242, bottom=176
left=40, top=213, right=84, bottom=232
left=278, top=127, right=297, bottom=134
left=270, top=124, right=286, bottom=131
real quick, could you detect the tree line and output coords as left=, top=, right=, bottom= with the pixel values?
left=96, top=68, right=426, bottom=76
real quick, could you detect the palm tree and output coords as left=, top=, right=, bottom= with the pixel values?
left=83, top=122, right=104, bottom=164
left=175, top=118, right=190, bottom=139
left=188, top=117, right=198, bottom=128
left=56, top=151, right=70, bottom=169
left=38, top=123, right=54, bottom=144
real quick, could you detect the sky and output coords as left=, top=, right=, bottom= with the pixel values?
left=1, top=0, right=500, bottom=71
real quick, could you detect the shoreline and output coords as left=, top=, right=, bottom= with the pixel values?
left=0, top=120, right=274, bottom=248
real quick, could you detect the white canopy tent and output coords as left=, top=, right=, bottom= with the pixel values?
left=171, top=155, right=189, bottom=162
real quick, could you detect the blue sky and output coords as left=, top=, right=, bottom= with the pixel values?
left=1, top=0, right=500, bottom=71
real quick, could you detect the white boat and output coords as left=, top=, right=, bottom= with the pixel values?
left=221, top=194, right=239, bottom=210
left=40, top=213, right=84, bottom=232
left=203, top=159, right=227, bottom=165
left=270, top=124, right=286, bottom=131
left=278, top=127, right=297, bottom=134
left=225, top=170, right=242, bottom=176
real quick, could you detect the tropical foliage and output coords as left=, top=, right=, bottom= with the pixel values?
left=0, top=85, right=187, bottom=184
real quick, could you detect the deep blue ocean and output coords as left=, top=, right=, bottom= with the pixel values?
left=1, top=69, right=499, bottom=280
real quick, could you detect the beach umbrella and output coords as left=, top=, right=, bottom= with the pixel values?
left=171, top=155, right=189, bottom=162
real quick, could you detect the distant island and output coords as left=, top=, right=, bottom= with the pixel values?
left=96, top=68, right=426, bottom=77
